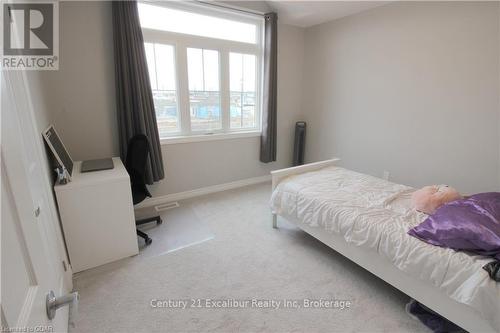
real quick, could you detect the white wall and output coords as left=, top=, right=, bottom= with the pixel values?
left=498, top=3, right=500, bottom=190
left=32, top=1, right=498, bottom=196
left=33, top=2, right=118, bottom=161
left=302, top=1, right=500, bottom=193
left=40, top=1, right=305, bottom=196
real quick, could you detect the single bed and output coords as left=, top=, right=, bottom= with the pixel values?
left=270, top=159, right=499, bottom=333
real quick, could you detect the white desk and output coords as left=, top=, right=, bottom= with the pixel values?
left=54, top=157, right=138, bottom=273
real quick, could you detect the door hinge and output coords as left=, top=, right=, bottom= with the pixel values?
left=62, top=260, right=67, bottom=272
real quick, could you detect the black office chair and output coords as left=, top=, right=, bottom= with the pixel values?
left=125, top=134, right=162, bottom=246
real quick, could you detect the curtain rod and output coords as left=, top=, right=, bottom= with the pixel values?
left=195, top=1, right=266, bottom=17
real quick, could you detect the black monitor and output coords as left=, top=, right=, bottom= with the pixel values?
left=42, top=125, right=74, bottom=176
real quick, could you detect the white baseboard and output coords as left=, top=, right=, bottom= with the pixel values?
left=136, top=175, right=271, bottom=209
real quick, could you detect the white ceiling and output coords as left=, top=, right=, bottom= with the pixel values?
left=265, top=1, right=390, bottom=28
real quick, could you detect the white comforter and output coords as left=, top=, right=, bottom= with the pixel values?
left=270, top=166, right=499, bottom=331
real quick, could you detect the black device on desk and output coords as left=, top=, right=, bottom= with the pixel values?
left=42, top=125, right=114, bottom=178
left=81, top=158, right=114, bottom=173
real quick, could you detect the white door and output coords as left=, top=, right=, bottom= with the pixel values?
left=1, top=69, right=72, bottom=332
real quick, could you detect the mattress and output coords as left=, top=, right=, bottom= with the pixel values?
left=270, top=166, right=499, bottom=331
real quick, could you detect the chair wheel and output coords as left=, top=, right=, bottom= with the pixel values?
left=145, top=237, right=152, bottom=245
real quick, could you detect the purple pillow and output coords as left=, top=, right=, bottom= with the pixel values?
left=408, top=192, right=500, bottom=260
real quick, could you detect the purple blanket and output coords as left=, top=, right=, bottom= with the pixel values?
left=409, top=192, right=500, bottom=260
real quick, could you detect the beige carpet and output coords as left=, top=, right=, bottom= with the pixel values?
left=135, top=203, right=214, bottom=258
left=70, top=183, right=428, bottom=333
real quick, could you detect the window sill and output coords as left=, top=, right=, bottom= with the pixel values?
left=160, top=131, right=261, bottom=145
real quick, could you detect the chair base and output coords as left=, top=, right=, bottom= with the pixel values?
left=137, top=215, right=162, bottom=226
left=136, top=215, right=162, bottom=246
left=136, top=229, right=152, bottom=245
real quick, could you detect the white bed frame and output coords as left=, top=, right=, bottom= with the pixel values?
left=271, top=159, right=495, bottom=333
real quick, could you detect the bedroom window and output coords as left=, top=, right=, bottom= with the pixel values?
left=187, top=48, right=221, bottom=132
left=138, top=2, right=264, bottom=143
left=230, top=53, right=257, bottom=129
left=144, top=43, right=179, bottom=136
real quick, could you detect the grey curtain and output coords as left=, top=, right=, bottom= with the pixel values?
left=112, top=1, right=164, bottom=184
left=260, top=12, right=278, bottom=163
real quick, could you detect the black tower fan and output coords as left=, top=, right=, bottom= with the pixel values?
left=293, top=121, right=306, bottom=166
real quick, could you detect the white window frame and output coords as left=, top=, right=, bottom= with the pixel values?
left=139, top=1, right=264, bottom=144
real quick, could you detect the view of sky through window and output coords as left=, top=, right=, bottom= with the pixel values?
left=138, top=3, right=257, bottom=44
left=187, top=48, right=221, bottom=132
left=144, top=42, right=179, bottom=135
left=230, top=53, right=257, bottom=129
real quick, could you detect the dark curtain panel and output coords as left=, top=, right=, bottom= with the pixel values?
left=112, top=1, right=164, bottom=184
left=260, top=12, right=278, bottom=163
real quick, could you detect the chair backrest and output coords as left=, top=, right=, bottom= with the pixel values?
left=125, top=134, right=150, bottom=186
